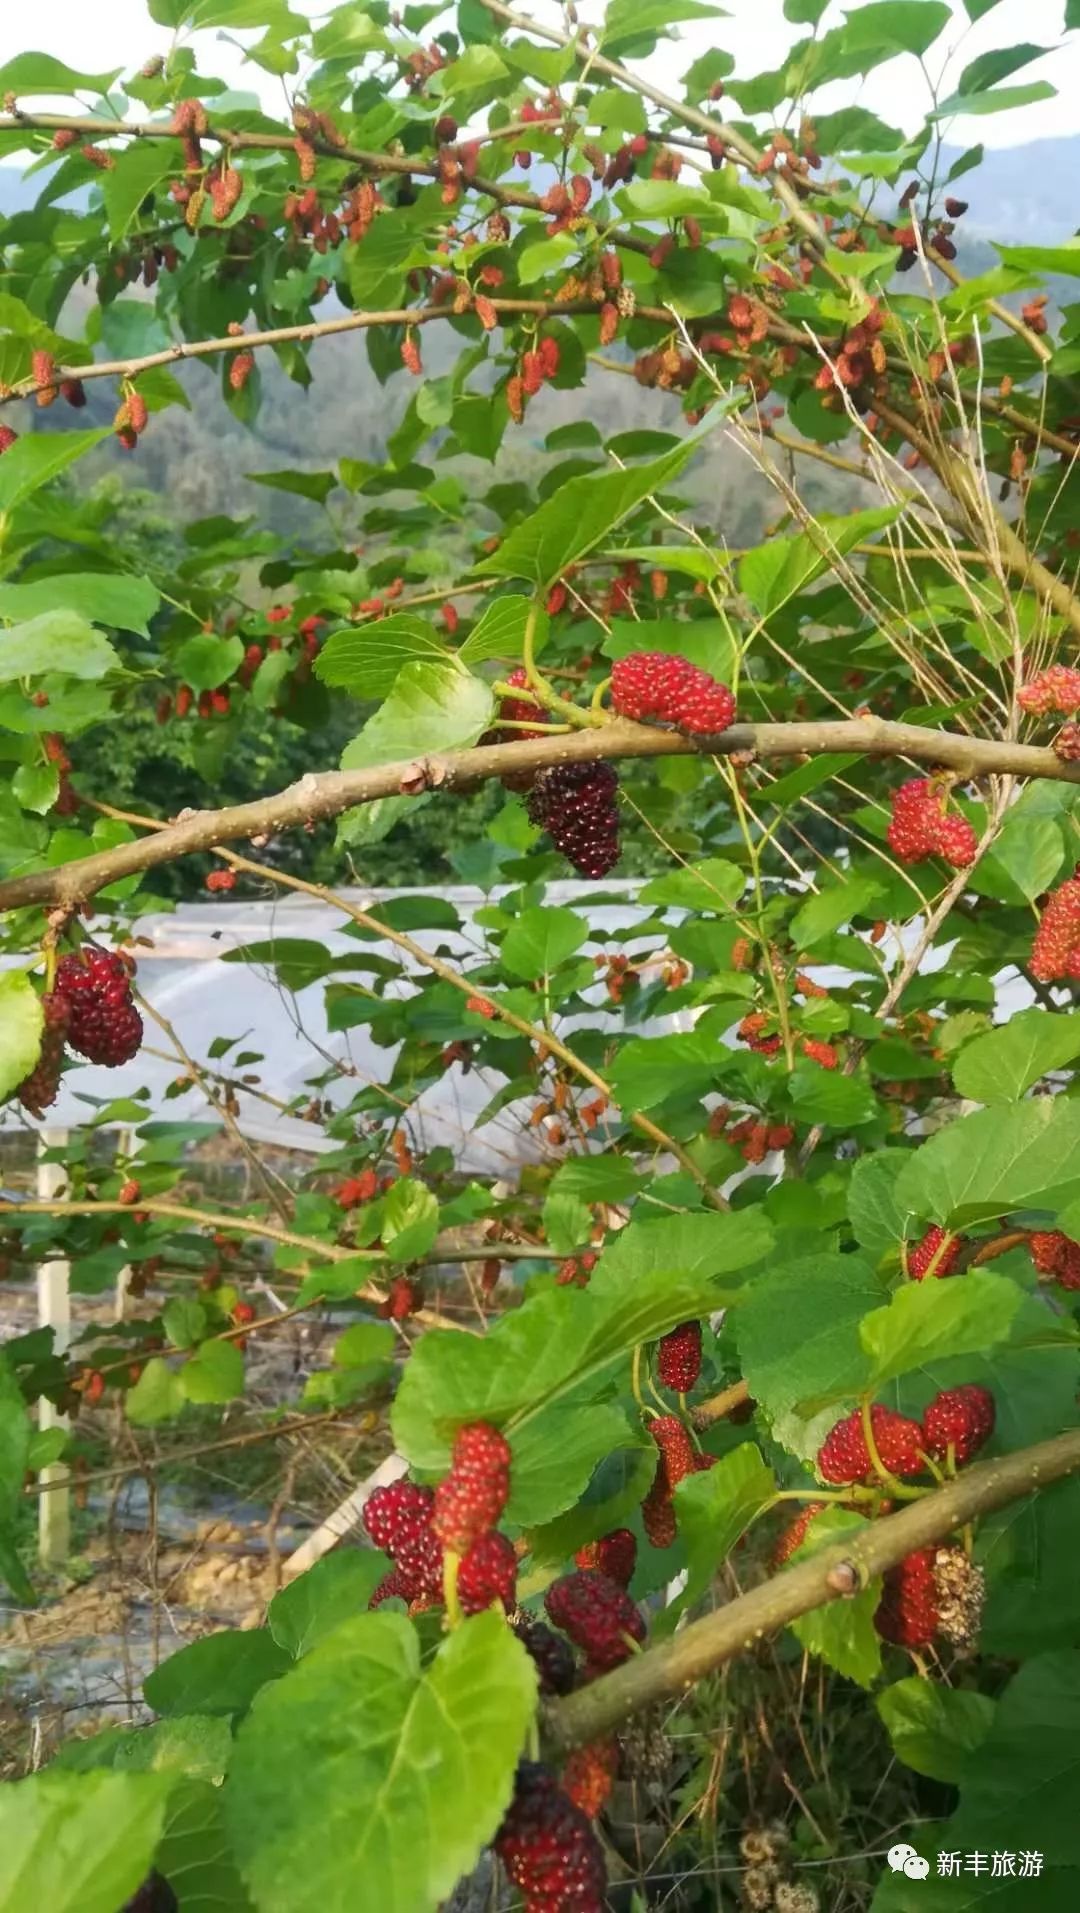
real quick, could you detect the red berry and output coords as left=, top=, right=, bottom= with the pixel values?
left=886, top=778, right=976, bottom=868
left=656, top=1320, right=702, bottom=1393
left=800, top=1037, right=838, bottom=1070
left=55, top=949, right=142, bottom=1067
left=922, top=1385, right=995, bottom=1465
left=432, top=1421, right=512, bottom=1553
left=538, top=336, right=560, bottom=379
left=231, top=1300, right=255, bottom=1326
left=495, top=1762, right=607, bottom=1912
left=17, top=991, right=70, bottom=1116
left=574, top=1529, right=636, bottom=1588
left=32, top=349, right=58, bottom=407
left=1029, top=1229, right=1080, bottom=1289
left=544, top=1569, right=645, bottom=1671
left=1030, top=877, right=1080, bottom=982
left=560, top=1737, right=617, bottom=1819
left=84, top=1370, right=106, bottom=1406
left=0, top=424, right=18, bottom=455
left=362, top=1479, right=435, bottom=1551
left=610, top=651, right=736, bottom=736
left=510, top=1616, right=577, bottom=1696
left=362, top=1480, right=444, bottom=1599
left=229, top=349, right=255, bottom=391
left=205, top=869, right=236, bottom=893
left=526, top=763, right=621, bottom=879
left=772, top=1501, right=827, bottom=1567
left=1017, top=664, right=1080, bottom=716
left=817, top=1405, right=923, bottom=1485
left=1054, top=722, right=1080, bottom=763
left=369, top=1566, right=420, bottom=1608
left=499, top=665, right=545, bottom=738
left=458, top=1530, right=517, bottom=1614
left=906, top=1225, right=964, bottom=1280
left=118, top=1178, right=141, bottom=1205
left=875, top=1548, right=939, bottom=1648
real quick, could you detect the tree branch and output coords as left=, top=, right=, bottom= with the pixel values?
left=0, top=297, right=673, bottom=406
left=544, top=1427, right=1080, bottom=1752
left=0, top=718, right=1076, bottom=915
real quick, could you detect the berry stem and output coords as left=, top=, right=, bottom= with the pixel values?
left=443, top=1548, right=463, bottom=1629
left=630, top=1343, right=646, bottom=1411
left=521, top=599, right=603, bottom=729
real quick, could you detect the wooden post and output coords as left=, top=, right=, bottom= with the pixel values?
left=36, top=1127, right=71, bottom=1568
left=281, top=1451, right=408, bottom=1584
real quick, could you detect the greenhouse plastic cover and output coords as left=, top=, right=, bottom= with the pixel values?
left=0, top=883, right=681, bottom=1174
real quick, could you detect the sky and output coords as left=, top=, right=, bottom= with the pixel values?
left=0, top=0, right=1077, bottom=149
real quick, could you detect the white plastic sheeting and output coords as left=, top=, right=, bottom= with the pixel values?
left=0, top=883, right=682, bottom=1173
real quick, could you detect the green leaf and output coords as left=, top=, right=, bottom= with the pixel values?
left=0, top=574, right=159, bottom=637
left=931, top=79, right=1056, bottom=117
left=591, top=1208, right=772, bottom=1293
left=952, top=1008, right=1080, bottom=1103
left=619, top=179, right=719, bottom=222
left=638, top=858, right=744, bottom=911
left=0, top=610, right=120, bottom=683
left=171, top=633, right=244, bottom=695
left=0, top=52, right=122, bottom=95
left=739, top=506, right=901, bottom=615
left=382, top=1177, right=439, bottom=1262
left=0, top=1771, right=170, bottom=1913
left=790, top=1508, right=882, bottom=1685
left=860, top=1269, right=1022, bottom=1391
left=848, top=1152, right=907, bottom=1258
left=891, top=1652, right=1080, bottom=1904
left=995, top=239, right=1080, bottom=277
left=548, top=1156, right=646, bottom=1205
left=339, top=661, right=493, bottom=844
left=269, top=1551, right=392, bottom=1658
left=163, top=1297, right=208, bottom=1351
left=181, top=1339, right=245, bottom=1405
left=144, top=1628, right=291, bottom=1719
left=157, top=1778, right=255, bottom=1913
left=895, top=1097, right=1080, bottom=1227
left=246, top=468, right=339, bottom=504
left=12, top=753, right=56, bottom=814
left=508, top=1402, right=639, bottom=1526
left=501, top=906, right=588, bottom=979
left=126, top=1356, right=186, bottom=1426
left=738, top=1256, right=886, bottom=1460
left=790, top=876, right=882, bottom=948
left=839, top=0, right=950, bottom=56
left=659, top=1444, right=775, bottom=1633
left=58, top=1714, right=233, bottom=1781
left=458, top=595, right=548, bottom=666
left=474, top=405, right=733, bottom=588
left=968, top=813, right=1065, bottom=904
left=607, top=1030, right=719, bottom=1112
left=877, top=1678, right=995, bottom=1783
left=392, top=1264, right=739, bottom=1475
left=0, top=429, right=111, bottom=514
left=226, top=1612, right=535, bottom=1913
left=102, top=144, right=177, bottom=241
left=980, top=1474, right=1080, bottom=1657
left=787, top=1063, right=877, bottom=1129
left=0, top=970, right=44, bottom=1105
left=317, top=619, right=453, bottom=703
left=955, top=41, right=1050, bottom=93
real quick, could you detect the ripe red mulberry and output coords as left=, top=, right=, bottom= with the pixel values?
left=544, top=1569, right=645, bottom=1670
left=817, top=1405, right=924, bottom=1484
left=527, top=762, right=621, bottom=878
left=657, top=1320, right=702, bottom=1392
left=495, top=1761, right=606, bottom=1912
left=875, top=1548, right=939, bottom=1648
left=432, top=1421, right=511, bottom=1554
left=574, top=1529, right=636, bottom=1588
left=17, top=991, right=70, bottom=1116
left=922, top=1385, right=995, bottom=1465
left=458, top=1530, right=517, bottom=1614
left=906, top=1225, right=965, bottom=1280
left=55, top=949, right=142, bottom=1067
left=1030, top=877, right=1080, bottom=982
left=610, top=650, right=736, bottom=735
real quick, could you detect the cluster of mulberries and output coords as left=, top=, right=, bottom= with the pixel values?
left=817, top=1386, right=994, bottom=1487
left=876, top=1545, right=985, bottom=1651
left=886, top=778, right=977, bottom=867
left=1017, top=665, right=1080, bottom=716
left=364, top=1422, right=516, bottom=1616
left=16, top=949, right=143, bottom=1115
